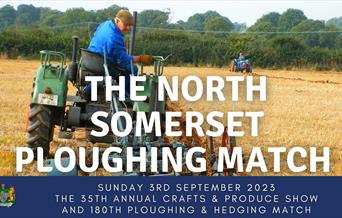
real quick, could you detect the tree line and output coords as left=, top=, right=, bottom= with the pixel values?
left=0, top=4, right=341, bottom=70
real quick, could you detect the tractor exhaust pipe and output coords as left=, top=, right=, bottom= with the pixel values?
left=71, top=36, right=79, bottom=62
left=68, top=36, right=79, bottom=82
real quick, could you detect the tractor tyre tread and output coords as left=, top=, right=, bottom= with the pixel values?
left=27, top=104, right=53, bottom=158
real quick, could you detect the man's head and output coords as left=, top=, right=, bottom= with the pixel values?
left=114, top=10, right=134, bottom=33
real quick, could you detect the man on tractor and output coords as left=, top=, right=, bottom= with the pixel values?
left=238, top=52, right=245, bottom=60
left=87, top=9, right=153, bottom=95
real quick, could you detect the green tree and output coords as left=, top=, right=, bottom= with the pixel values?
left=319, top=24, right=341, bottom=48
left=291, top=19, right=324, bottom=47
left=15, top=4, right=40, bottom=25
left=185, top=10, right=221, bottom=31
left=326, top=17, right=342, bottom=28
left=204, top=17, right=234, bottom=32
left=137, top=10, right=170, bottom=28
left=95, top=4, right=124, bottom=22
left=272, top=36, right=305, bottom=67
left=0, top=5, right=16, bottom=30
left=248, top=12, right=280, bottom=32
left=248, top=21, right=274, bottom=32
left=40, top=7, right=63, bottom=26
left=291, top=19, right=340, bottom=48
left=278, top=9, right=307, bottom=31
left=257, top=12, right=280, bottom=27
left=55, top=8, right=96, bottom=26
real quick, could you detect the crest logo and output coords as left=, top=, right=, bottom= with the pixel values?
left=0, top=184, right=15, bottom=207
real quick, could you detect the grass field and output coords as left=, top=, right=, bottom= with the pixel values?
left=0, top=59, right=341, bottom=176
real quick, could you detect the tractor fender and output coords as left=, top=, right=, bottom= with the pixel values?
left=31, top=65, right=68, bottom=108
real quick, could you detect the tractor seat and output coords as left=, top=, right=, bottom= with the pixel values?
left=78, top=49, right=132, bottom=101
left=80, top=48, right=125, bottom=76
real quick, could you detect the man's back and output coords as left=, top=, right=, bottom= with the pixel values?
left=88, top=20, right=130, bottom=66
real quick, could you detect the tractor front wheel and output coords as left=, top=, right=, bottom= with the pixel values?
left=27, top=104, right=54, bottom=158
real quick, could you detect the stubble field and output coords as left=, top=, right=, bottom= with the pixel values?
left=0, top=59, right=341, bottom=176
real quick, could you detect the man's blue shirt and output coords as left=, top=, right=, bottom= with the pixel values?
left=88, top=20, right=133, bottom=69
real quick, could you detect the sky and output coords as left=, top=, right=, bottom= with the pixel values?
left=1, top=0, right=341, bottom=26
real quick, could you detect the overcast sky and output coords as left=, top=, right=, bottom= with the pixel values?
left=1, top=0, right=341, bottom=26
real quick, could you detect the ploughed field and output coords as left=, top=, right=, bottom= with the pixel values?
left=0, top=59, right=341, bottom=176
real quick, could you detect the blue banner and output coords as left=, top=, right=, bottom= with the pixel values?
left=0, top=176, right=341, bottom=218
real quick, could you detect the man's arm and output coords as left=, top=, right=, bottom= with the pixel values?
left=110, top=34, right=153, bottom=66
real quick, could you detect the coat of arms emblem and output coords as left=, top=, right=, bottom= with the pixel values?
left=0, top=184, right=15, bottom=207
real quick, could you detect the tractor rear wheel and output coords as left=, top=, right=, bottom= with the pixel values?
left=27, top=104, right=54, bottom=158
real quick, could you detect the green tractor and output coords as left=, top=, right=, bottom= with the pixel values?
left=27, top=50, right=68, bottom=157
left=26, top=15, right=237, bottom=176
left=27, top=35, right=167, bottom=159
